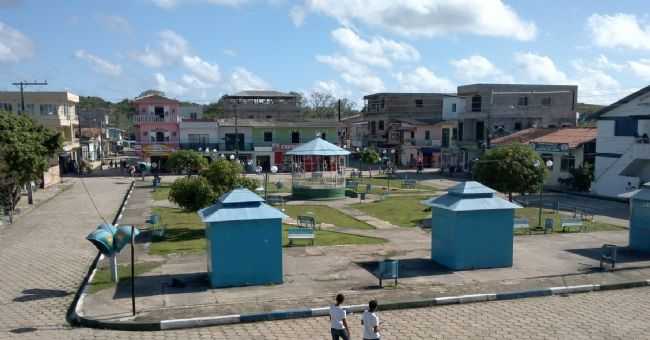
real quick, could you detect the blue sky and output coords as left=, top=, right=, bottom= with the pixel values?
left=1, top=0, right=650, bottom=105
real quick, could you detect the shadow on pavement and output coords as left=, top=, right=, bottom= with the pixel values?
left=13, top=288, right=71, bottom=302
left=113, top=272, right=209, bottom=299
left=356, top=258, right=452, bottom=280
left=566, top=246, right=650, bottom=264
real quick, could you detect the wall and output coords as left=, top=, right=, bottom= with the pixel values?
left=252, top=127, right=337, bottom=145
left=442, top=96, right=465, bottom=121
left=179, top=121, right=219, bottom=143
left=42, top=165, right=61, bottom=188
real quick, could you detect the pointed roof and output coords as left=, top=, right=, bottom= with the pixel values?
left=198, top=188, right=287, bottom=223
left=423, top=181, right=520, bottom=211
left=286, top=137, right=351, bottom=156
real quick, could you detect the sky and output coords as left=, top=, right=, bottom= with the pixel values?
left=1, top=0, right=650, bottom=106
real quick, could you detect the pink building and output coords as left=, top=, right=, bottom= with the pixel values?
left=133, top=91, right=180, bottom=169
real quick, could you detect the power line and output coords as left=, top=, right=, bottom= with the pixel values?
left=11, top=81, right=48, bottom=114
left=80, top=177, right=108, bottom=224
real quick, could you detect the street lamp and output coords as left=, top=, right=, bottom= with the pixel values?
left=229, top=154, right=235, bottom=161
left=265, top=165, right=279, bottom=200
left=534, top=159, right=553, bottom=228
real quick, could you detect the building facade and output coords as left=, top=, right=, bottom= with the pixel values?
left=223, top=90, right=301, bottom=120
left=592, top=86, right=650, bottom=197
left=179, top=119, right=219, bottom=152
left=132, top=91, right=181, bottom=168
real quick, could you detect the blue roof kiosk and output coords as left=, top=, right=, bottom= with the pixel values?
left=629, top=184, right=650, bottom=253
left=424, top=181, right=520, bottom=270
left=198, top=188, right=287, bottom=288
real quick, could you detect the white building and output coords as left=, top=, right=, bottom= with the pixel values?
left=179, top=119, right=219, bottom=151
left=592, top=86, right=650, bottom=197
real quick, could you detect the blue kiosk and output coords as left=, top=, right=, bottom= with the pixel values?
left=629, top=184, right=650, bottom=253
left=198, top=188, right=287, bottom=288
left=424, top=181, right=520, bottom=270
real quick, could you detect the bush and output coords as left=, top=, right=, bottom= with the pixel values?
left=167, top=150, right=208, bottom=176
left=236, top=176, right=260, bottom=192
left=558, top=164, right=594, bottom=192
left=169, top=176, right=215, bottom=211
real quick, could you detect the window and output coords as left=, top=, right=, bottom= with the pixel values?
left=452, top=128, right=458, bottom=140
left=321, top=132, right=326, bottom=140
left=370, top=121, right=376, bottom=134
left=154, top=106, right=164, bottom=118
left=514, top=122, right=522, bottom=131
left=378, top=120, right=384, bottom=130
left=441, top=128, right=450, bottom=148
left=542, top=97, right=552, bottom=106
left=425, top=130, right=431, bottom=140
left=471, top=95, right=482, bottom=112
left=410, top=131, right=415, bottom=139
left=476, top=121, right=485, bottom=141
left=415, top=99, right=424, bottom=108
left=40, top=104, right=56, bottom=115
left=560, top=155, right=575, bottom=171
left=614, top=118, right=638, bottom=137
left=190, top=112, right=198, bottom=120
left=291, top=131, right=300, bottom=143
left=517, top=96, right=528, bottom=106
left=188, top=134, right=209, bottom=144
left=458, top=122, right=463, bottom=141
left=264, top=131, right=273, bottom=142
left=451, top=103, right=457, bottom=112
left=155, top=131, right=165, bottom=142
left=1, top=103, right=12, bottom=112
left=25, top=103, right=34, bottom=114
left=541, top=154, right=554, bottom=170
left=380, top=98, right=385, bottom=109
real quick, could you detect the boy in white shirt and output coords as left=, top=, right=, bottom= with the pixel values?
left=361, top=300, right=380, bottom=340
left=330, top=293, right=350, bottom=340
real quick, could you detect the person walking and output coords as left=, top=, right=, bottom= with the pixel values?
left=361, top=300, right=380, bottom=340
left=329, top=293, right=350, bottom=340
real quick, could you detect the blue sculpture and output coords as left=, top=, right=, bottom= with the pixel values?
left=87, top=223, right=139, bottom=257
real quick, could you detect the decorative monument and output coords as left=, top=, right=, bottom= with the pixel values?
left=629, top=183, right=650, bottom=252
left=286, top=137, right=350, bottom=200
left=198, top=188, right=286, bottom=288
left=423, top=181, right=520, bottom=270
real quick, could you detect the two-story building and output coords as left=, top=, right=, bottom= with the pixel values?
left=591, top=85, right=650, bottom=197
left=179, top=119, right=219, bottom=153
left=0, top=91, right=81, bottom=183
left=132, top=90, right=181, bottom=169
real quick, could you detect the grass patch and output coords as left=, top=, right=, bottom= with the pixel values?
left=352, top=195, right=431, bottom=228
left=282, top=225, right=386, bottom=247
left=149, top=207, right=206, bottom=255
left=151, top=184, right=171, bottom=201
left=282, top=205, right=374, bottom=229
left=515, top=207, right=624, bottom=235
left=88, top=262, right=162, bottom=294
left=353, top=176, right=438, bottom=192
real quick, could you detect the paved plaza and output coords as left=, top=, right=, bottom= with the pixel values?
left=1, top=176, right=650, bottom=339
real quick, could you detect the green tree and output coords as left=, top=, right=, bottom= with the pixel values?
left=472, top=143, right=545, bottom=201
left=360, top=148, right=381, bottom=177
left=558, top=164, right=594, bottom=192
left=169, top=176, right=215, bottom=211
left=200, top=159, right=259, bottom=197
left=0, top=111, right=61, bottom=222
left=167, top=150, right=209, bottom=177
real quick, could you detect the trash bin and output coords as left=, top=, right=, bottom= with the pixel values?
left=378, top=259, right=399, bottom=288
left=360, top=192, right=366, bottom=200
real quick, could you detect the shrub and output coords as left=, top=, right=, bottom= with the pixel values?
left=169, top=176, right=215, bottom=211
left=558, top=164, right=594, bottom=192
left=167, top=150, right=208, bottom=176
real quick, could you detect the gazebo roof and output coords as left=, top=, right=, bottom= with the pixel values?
left=198, top=188, right=287, bottom=223
left=286, top=137, right=351, bottom=156
left=423, top=181, right=521, bottom=212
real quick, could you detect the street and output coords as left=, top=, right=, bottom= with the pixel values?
left=1, top=177, right=649, bottom=339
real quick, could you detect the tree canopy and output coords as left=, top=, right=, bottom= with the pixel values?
left=0, top=111, right=61, bottom=222
left=201, top=159, right=259, bottom=197
left=472, top=143, right=546, bottom=201
left=167, top=150, right=209, bottom=176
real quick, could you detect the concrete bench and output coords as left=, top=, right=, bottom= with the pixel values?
left=560, top=218, right=584, bottom=232
left=287, top=228, right=315, bottom=246
left=600, top=244, right=618, bottom=271
left=297, top=215, right=316, bottom=229
left=401, top=179, right=417, bottom=189
left=345, top=181, right=359, bottom=190
left=513, top=218, right=529, bottom=231
left=266, top=195, right=284, bottom=206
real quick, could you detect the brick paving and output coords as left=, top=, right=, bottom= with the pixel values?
left=2, top=176, right=650, bottom=339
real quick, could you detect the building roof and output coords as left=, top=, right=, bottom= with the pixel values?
left=592, top=85, right=650, bottom=119
left=217, top=118, right=338, bottom=128
left=530, top=128, right=597, bottom=148
left=396, top=118, right=443, bottom=127
left=423, top=181, right=521, bottom=212
left=286, top=137, right=351, bottom=156
left=491, top=128, right=557, bottom=146
left=363, top=92, right=456, bottom=99
left=198, top=188, right=287, bottom=223
left=227, top=90, right=297, bottom=98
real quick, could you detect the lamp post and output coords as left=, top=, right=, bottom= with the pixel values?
left=534, top=159, right=553, bottom=228
left=265, top=165, right=279, bottom=200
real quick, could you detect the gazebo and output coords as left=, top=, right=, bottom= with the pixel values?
left=286, top=137, right=350, bottom=200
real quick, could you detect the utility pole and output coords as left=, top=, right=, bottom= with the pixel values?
left=12, top=81, right=48, bottom=115
left=337, top=99, right=341, bottom=122
left=12, top=80, right=48, bottom=206
left=233, top=101, right=239, bottom=160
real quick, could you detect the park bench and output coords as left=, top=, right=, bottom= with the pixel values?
left=376, top=259, right=399, bottom=288
left=401, top=179, right=417, bottom=189
left=357, top=183, right=371, bottom=200
left=560, top=218, right=584, bottom=232
left=266, top=195, right=284, bottom=206
left=287, top=227, right=315, bottom=246
left=297, top=215, right=316, bottom=229
left=513, top=218, right=529, bottom=231
left=528, top=218, right=554, bottom=234
left=346, top=180, right=359, bottom=190
left=600, top=244, right=618, bottom=271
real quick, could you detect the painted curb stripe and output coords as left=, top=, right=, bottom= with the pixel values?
left=495, top=289, right=552, bottom=301
left=599, top=281, right=648, bottom=291
left=161, top=314, right=240, bottom=330
left=240, top=308, right=312, bottom=323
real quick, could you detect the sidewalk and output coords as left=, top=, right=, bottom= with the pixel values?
left=0, top=179, right=73, bottom=228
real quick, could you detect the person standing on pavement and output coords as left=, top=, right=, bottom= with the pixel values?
left=361, top=300, right=380, bottom=340
left=330, top=293, right=350, bottom=340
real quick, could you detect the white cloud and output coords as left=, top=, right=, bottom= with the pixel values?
left=223, top=49, right=237, bottom=57
left=514, top=52, right=569, bottom=83
left=150, top=0, right=249, bottom=9
left=316, top=54, right=384, bottom=93
left=451, top=55, right=513, bottom=83
left=99, top=14, right=132, bottom=34
left=594, top=54, right=625, bottom=71
left=182, top=74, right=212, bottom=89
left=75, top=49, right=122, bottom=77
left=304, top=0, right=536, bottom=40
left=628, top=59, right=650, bottom=80
left=330, top=27, right=419, bottom=68
left=159, top=29, right=189, bottom=59
left=182, top=55, right=220, bottom=83
left=0, top=21, right=34, bottom=62
left=588, top=13, right=650, bottom=50
left=312, top=80, right=352, bottom=99
left=395, top=66, right=454, bottom=92
left=228, top=67, right=270, bottom=92
left=290, top=5, right=306, bottom=27
left=131, top=47, right=163, bottom=68
left=155, top=73, right=187, bottom=96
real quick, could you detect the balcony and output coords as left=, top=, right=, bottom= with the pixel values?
left=139, top=138, right=180, bottom=145
left=218, top=143, right=255, bottom=151
left=134, top=113, right=180, bottom=123
left=180, top=142, right=220, bottom=151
